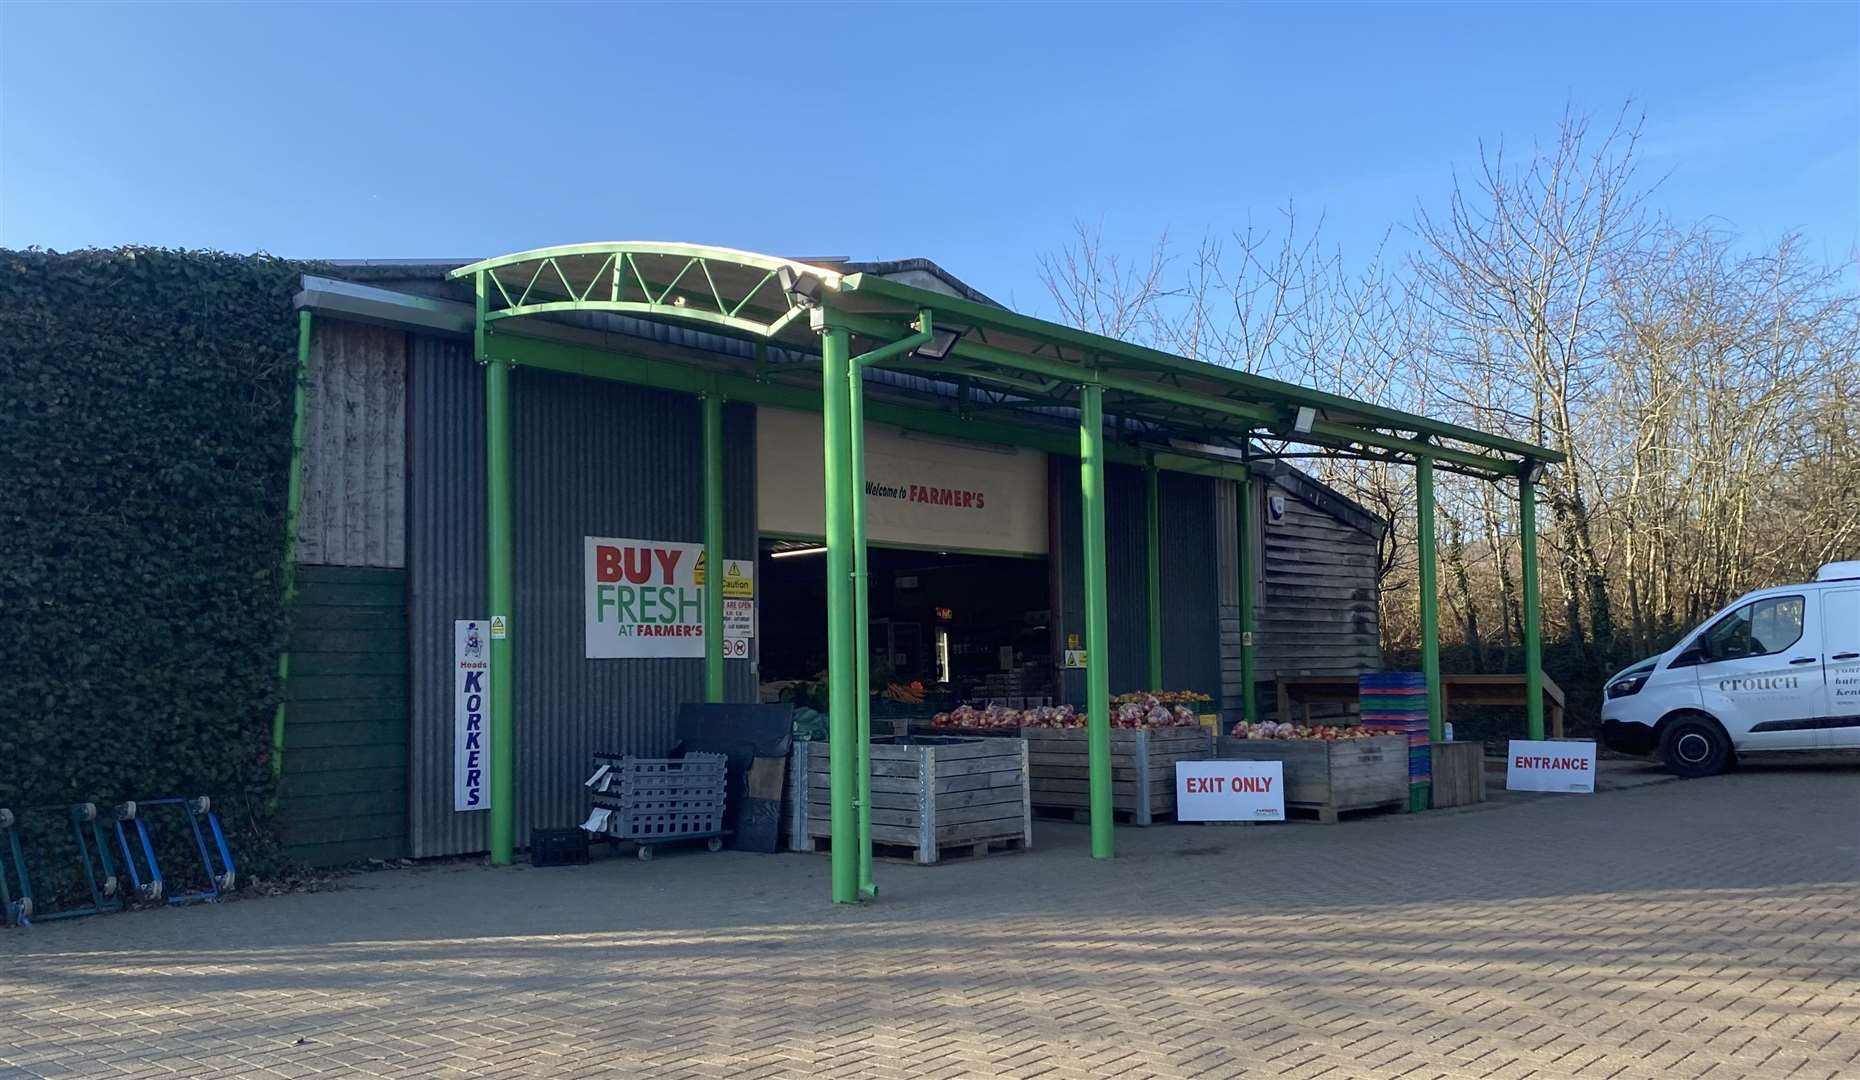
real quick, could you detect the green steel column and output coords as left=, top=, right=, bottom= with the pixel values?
left=481, top=274, right=516, bottom=866
left=1145, top=461, right=1163, bottom=691
left=1236, top=476, right=1259, bottom=726
left=821, top=316, right=859, bottom=903
left=271, top=309, right=314, bottom=784
left=1417, top=457, right=1443, bottom=742
left=702, top=392, right=726, bottom=703
left=1520, top=472, right=1545, bottom=739
left=847, top=357, right=876, bottom=898
left=1079, top=382, right=1114, bottom=860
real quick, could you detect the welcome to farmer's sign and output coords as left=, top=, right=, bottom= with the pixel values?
left=583, top=536, right=754, bottom=659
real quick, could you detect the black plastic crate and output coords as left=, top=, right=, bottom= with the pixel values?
left=529, top=827, right=589, bottom=867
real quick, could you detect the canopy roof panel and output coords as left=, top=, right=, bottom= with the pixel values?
left=448, top=242, right=1560, bottom=478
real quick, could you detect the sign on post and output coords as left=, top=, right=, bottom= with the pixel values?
left=454, top=620, right=490, bottom=811
left=702, top=554, right=756, bottom=659
left=1175, top=760, right=1285, bottom=822
left=1505, top=739, right=1598, bottom=793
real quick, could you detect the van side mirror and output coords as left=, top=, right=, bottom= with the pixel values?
left=1672, top=643, right=1705, bottom=667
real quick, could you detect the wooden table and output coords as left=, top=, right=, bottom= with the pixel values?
left=1275, top=672, right=1566, bottom=738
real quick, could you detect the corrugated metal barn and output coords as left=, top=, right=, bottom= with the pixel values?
left=279, top=257, right=1384, bottom=864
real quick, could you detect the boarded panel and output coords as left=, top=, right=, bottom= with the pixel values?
left=297, top=319, right=408, bottom=568
left=1255, top=480, right=1381, bottom=686
left=407, top=340, right=757, bottom=858
left=278, top=564, right=409, bottom=865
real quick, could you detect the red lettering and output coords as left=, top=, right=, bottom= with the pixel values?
left=620, top=546, right=653, bottom=585
left=909, top=484, right=922, bottom=503
left=962, top=491, right=974, bottom=508
left=596, top=545, right=622, bottom=583
left=975, top=492, right=985, bottom=509
left=654, top=547, right=683, bottom=583
left=1515, top=756, right=1528, bottom=768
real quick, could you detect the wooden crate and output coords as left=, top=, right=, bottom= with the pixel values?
left=1213, top=734, right=1407, bottom=823
left=1428, top=741, right=1486, bottom=808
left=787, top=736, right=1030, bottom=864
left=1022, top=726, right=1213, bottom=826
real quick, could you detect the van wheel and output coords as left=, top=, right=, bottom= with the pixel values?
left=1661, top=715, right=1731, bottom=778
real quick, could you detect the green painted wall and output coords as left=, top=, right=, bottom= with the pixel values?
left=278, top=565, right=409, bottom=865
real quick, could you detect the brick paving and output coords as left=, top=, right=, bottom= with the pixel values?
left=3, top=764, right=1857, bottom=1079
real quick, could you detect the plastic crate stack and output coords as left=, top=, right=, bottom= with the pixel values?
left=1359, top=672, right=1431, bottom=811
left=583, top=753, right=727, bottom=842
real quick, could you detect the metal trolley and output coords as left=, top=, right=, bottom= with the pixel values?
left=583, top=753, right=727, bottom=860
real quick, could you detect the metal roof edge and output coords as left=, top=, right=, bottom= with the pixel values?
left=294, top=274, right=475, bottom=336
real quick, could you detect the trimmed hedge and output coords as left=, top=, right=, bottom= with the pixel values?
left=0, top=248, right=303, bottom=873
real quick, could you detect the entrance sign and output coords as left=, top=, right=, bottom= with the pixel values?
left=1175, top=760, right=1285, bottom=821
left=1506, top=740, right=1597, bottom=793
left=756, top=406, right=1049, bottom=555
left=585, top=537, right=705, bottom=658
left=454, top=621, right=490, bottom=811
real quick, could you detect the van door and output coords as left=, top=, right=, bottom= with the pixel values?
left=1820, top=587, right=1860, bottom=748
left=1686, top=593, right=1821, bottom=750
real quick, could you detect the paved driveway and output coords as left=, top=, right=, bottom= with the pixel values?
left=4, top=765, right=1857, bottom=1079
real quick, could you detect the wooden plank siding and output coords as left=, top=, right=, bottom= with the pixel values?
left=1255, top=486, right=1380, bottom=679
left=297, top=319, right=408, bottom=569
left=1215, top=472, right=1384, bottom=726
left=278, top=564, right=409, bottom=865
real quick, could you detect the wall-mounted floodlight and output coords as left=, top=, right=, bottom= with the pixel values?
left=1523, top=460, right=1547, bottom=484
left=777, top=265, right=827, bottom=308
left=1293, top=405, right=1317, bottom=434
left=916, top=326, right=963, bottom=360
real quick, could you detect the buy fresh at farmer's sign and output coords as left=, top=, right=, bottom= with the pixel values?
left=583, top=537, right=755, bottom=659
left=585, top=537, right=706, bottom=658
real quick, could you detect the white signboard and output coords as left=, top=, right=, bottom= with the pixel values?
left=1175, top=760, right=1286, bottom=822
left=586, top=539, right=755, bottom=660
left=1506, top=739, right=1598, bottom=793
left=585, top=537, right=706, bottom=658
left=756, top=406, right=1049, bottom=555
left=454, top=620, right=490, bottom=811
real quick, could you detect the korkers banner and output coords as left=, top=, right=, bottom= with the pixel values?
left=454, top=620, right=490, bottom=811
left=756, top=406, right=1048, bottom=555
left=585, top=537, right=706, bottom=658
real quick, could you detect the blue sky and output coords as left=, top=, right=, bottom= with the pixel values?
left=2, top=2, right=1854, bottom=312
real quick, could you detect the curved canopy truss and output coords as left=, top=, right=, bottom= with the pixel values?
left=450, top=242, right=839, bottom=340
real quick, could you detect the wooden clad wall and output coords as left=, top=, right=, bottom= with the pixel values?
left=278, top=564, right=410, bottom=865
left=297, top=320, right=408, bottom=569
left=1254, top=479, right=1380, bottom=680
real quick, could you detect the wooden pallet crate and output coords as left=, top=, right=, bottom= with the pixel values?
left=787, top=736, right=1031, bottom=865
left=1022, top=726, right=1213, bottom=826
left=1427, top=740, right=1486, bottom=808
left=1213, top=733, right=1407, bottom=823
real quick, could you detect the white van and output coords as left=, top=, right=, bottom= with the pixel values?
left=1600, top=561, right=1860, bottom=776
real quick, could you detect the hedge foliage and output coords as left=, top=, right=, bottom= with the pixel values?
left=0, top=248, right=303, bottom=871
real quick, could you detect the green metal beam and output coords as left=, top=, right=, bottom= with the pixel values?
left=1079, top=383, right=1114, bottom=860
left=838, top=271, right=1562, bottom=464
left=821, top=317, right=858, bottom=905
left=484, top=299, right=780, bottom=340
left=481, top=273, right=516, bottom=866
left=1308, top=419, right=1520, bottom=478
left=702, top=392, right=725, bottom=703
left=1417, top=457, right=1443, bottom=742
left=271, top=309, right=314, bottom=785
left=1520, top=473, right=1545, bottom=740
left=1236, top=477, right=1259, bottom=727
left=1145, top=461, right=1164, bottom=691
left=480, top=330, right=1183, bottom=468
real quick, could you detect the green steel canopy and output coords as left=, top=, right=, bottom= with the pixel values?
left=448, top=242, right=1561, bottom=479
left=441, top=241, right=1554, bottom=902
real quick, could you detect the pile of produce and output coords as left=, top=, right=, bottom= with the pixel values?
left=931, top=690, right=1212, bottom=730
left=881, top=681, right=927, bottom=704
left=1229, top=721, right=1396, bottom=741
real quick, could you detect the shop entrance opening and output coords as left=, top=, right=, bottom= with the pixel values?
left=758, top=541, right=1052, bottom=709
